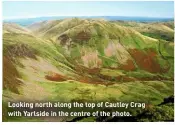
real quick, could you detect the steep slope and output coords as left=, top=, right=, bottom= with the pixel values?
left=3, top=19, right=174, bottom=122
left=28, top=18, right=87, bottom=38
left=3, top=23, right=31, bottom=34
left=113, top=21, right=174, bottom=42
left=3, top=25, right=76, bottom=96
left=27, top=20, right=62, bottom=36
left=30, top=18, right=173, bottom=77
left=4, top=18, right=174, bottom=98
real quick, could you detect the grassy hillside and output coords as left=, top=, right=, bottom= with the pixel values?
left=113, top=21, right=174, bottom=42
left=3, top=23, right=32, bottom=34
left=3, top=18, right=174, bottom=122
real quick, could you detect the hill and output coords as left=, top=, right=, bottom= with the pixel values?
left=3, top=23, right=31, bottom=34
left=113, top=21, right=174, bottom=42
left=3, top=18, right=174, bottom=122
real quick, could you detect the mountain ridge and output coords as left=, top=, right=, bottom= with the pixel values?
left=3, top=18, right=174, bottom=122
left=4, top=16, right=173, bottom=26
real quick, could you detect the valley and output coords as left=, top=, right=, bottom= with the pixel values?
left=2, top=18, right=174, bottom=122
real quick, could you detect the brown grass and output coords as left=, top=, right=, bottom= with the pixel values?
left=45, top=71, right=67, bottom=82
left=3, top=56, right=21, bottom=93
left=129, top=49, right=162, bottom=73
left=74, top=31, right=91, bottom=41
left=119, top=59, right=136, bottom=71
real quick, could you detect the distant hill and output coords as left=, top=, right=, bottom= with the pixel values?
left=3, top=22, right=31, bottom=34
left=113, top=21, right=174, bottom=42
left=4, top=16, right=173, bottom=26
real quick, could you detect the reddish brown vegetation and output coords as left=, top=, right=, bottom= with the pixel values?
left=3, top=56, right=21, bottom=93
left=74, top=65, right=137, bottom=83
left=45, top=71, right=67, bottom=82
left=98, top=74, right=136, bottom=82
left=129, top=49, right=162, bottom=73
left=119, top=59, right=136, bottom=71
left=74, top=65, right=114, bottom=85
left=45, top=56, right=172, bottom=85
left=74, top=65, right=100, bottom=75
left=78, top=76, right=112, bottom=86
left=75, top=31, right=91, bottom=41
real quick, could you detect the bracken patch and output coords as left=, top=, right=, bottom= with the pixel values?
left=129, top=49, right=162, bottom=73
left=74, top=31, right=91, bottom=42
left=3, top=56, right=21, bottom=93
left=118, top=59, right=136, bottom=71
left=45, top=71, right=67, bottom=82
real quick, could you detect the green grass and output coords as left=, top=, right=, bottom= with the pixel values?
left=3, top=19, right=174, bottom=122
left=142, top=32, right=173, bottom=42
left=125, top=70, right=156, bottom=78
left=100, top=68, right=124, bottom=76
left=36, top=80, right=173, bottom=105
